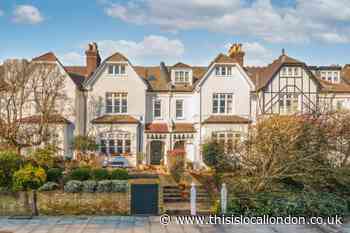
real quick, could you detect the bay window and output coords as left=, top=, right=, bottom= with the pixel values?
left=100, top=132, right=131, bottom=156
left=212, top=93, right=233, bottom=114
left=106, top=92, right=127, bottom=114
left=212, top=131, right=241, bottom=153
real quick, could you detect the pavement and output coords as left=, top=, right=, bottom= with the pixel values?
left=1, top=216, right=349, bottom=233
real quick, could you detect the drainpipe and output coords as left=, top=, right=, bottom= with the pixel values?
left=198, top=86, right=202, bottom=170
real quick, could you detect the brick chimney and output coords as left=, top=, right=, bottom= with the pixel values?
left=85, top=42, right=101, bottom=77
left=228, top=43, right=245, bottom=67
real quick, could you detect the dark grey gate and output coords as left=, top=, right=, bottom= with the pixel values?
left=131, top=184, right=159, bottom=215
left=150, top=141, right=164, bottom=165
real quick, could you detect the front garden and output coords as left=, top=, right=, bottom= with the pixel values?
left=201, top=113, right=350, bottom=218
left=0, top=146, right=131, bottom=215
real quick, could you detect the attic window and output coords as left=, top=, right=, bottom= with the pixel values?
left=280, top=67, right=301, bottom=77
left=174, top=71, right=190, bottom=84
left=108, top=64, right=126, bottom=76
left=215, top=66, right=232, bottom=77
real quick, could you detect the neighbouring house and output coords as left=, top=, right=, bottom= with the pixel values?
left=2, top=42, right=350, bottom=168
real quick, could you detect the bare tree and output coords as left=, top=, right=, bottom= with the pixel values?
left=0, top=59, right=69, bottom=153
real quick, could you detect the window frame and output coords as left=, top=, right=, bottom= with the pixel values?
left=212, top=93, right=234, bottom=115
left=175, top=99, right=185, bottom=119
left=99, top=132, right=131, bottom=156
left=105, top=92, right=128, bottom=114
left=107, top=64, right=127, bottom=76
left=153, top=98, right=162, bottom=120
left=215, top=65, right=233, bottom=77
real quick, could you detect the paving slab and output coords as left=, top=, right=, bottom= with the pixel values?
left=0, top=216, right=345, bottom=233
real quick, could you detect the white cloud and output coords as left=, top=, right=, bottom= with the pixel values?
left=60, top=35, right=185, bottom=65
left=225, top=42, right=274, bottom=66
left=13, top=5, right=44, bottom=24
left=60, top=52, right=84, bottom=66
left=104, top=0, right=350, bottom=44
left=0, top=9, right=4, bottom=16
left=97, top=35, right=185, bottom=64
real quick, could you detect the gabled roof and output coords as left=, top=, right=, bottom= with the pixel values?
left=245, top=54, right=308, bottom=91
left=319, top=79, right=350, bottom=93
left=105, top=52, right=129, bottom=62
left=32, top=52, right=58, bottom=62
left=65, top=66, right=87, bottom=87
left=211, top=53, right=236, bottom=64
left=172, top=62, right=191, bottom=69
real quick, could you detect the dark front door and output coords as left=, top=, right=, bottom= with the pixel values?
left=131, top=184, right=158, bottom=215
left=150, top=141, right=164, bottom=165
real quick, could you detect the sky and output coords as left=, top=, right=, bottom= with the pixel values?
left=0, top=0, right=350, bottom=67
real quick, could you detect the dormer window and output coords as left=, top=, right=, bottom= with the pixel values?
left=108, top=64, right=126, bottom=76
left=215, top=66, right=232, bottom=77
left=172, top=69, right=193, bottom=85
left=280, top=67, right=301, bottom=77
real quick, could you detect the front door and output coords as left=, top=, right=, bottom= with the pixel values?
left=150, top=141, right=164, bottom=165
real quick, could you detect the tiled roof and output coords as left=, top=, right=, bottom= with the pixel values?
left=173, top=62, right=191, bottom=69
left=319, top=79, right=350, bottom=93
left=145, top=123, right=168, bottom=133
left=245, top=54, right=305, bottom=91
left=172, top=123, right=196, bottom=133
left=91, top=115, right=139, bottom=124
left=64, top=66, right=87, bottom=87
left=32, top=52, right=58, bottom=62
left=19, top=115, right=71, bottom=124
left=342, top=65, right=350, bottom=84
left=105, top=52, right=129, bottom=62
left=202, top=115, right=251, bottom=124
left=145, top=123, right=196, bottom=133
left=134, top=65, right=207, bottom=92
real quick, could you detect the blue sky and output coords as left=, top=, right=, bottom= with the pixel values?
left=0, top=0, right=350, bottom=67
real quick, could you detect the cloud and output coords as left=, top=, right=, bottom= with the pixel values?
left=60, top=35, right=185, bottom=65
left=0, top=9, right=4, bottom=16
left=104, top=0, right=350, bottom=43
left=225, top=42, right=274, bottom=66
left=13, top=5, right=44, bottom=24
left=97, top=35, right=185, bottom=64
left=60, top=52, right=84, bottom=66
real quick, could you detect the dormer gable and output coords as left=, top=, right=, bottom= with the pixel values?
left=171, top=62, right=193, bottom=86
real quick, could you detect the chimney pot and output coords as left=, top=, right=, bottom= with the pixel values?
left=228, top=43, right=245, bottom=67
left=85, top=42, right=101, bottom=77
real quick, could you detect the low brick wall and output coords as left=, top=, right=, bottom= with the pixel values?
left=37, top=191, right=130, bottom=215
left=0, top=192, right=32, bottom=216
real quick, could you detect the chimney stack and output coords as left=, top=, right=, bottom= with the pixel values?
left=228, top=43, right=245, bottom=67
left=85, top=42, right=101, bottom=77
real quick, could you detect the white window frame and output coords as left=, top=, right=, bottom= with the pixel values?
left=175, top=99, right=185, bottom=119
left=153, top=98, right=162, bottom=119
left=279, top=93, right=299, bottom=114
left=174, top=70, right=191, bottom=84
left=212, top=93, right=233, bottom=114
left=105, top=92, right=128, bottom=114
left=107, top=64, right=127, bottom=76
left=100, top=132, right=131, bottom=156
left=280, top=66, right=301, bottom=77
left=212, top=131, right=242, bottom=153
left=215, top=66, right=232, bottom=77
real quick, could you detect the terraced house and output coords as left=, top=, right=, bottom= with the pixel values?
left=2, top=42, right=350, bottom=168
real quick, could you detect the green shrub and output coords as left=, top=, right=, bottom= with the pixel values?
left=39, top=182, right=59, bottom=191
left=0, top=150, right=22, bottom=188
left=82, top=180, right=98, bottom=193
left=227, top=192, right=349, bottom=217
left=68, top=167, right=91, bottom=181
left=91, top=168, right=109, bottom=181
left=111, top=180, right=128, bottom=192
left=96, top=180, right=112, bottom=193
left=110, top=169, right=129, bottom=180
left=29, top=146, right=56, bottom=169
left=64, top=180, right=83, bottom=193
left=46, top=168, right=63, bottom=183
left=13, top=164, right=47, bottom=191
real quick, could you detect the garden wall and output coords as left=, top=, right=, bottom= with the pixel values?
left=0, top=192, right=32, bottom=216
left=0, top=191, right=130, bottom=216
